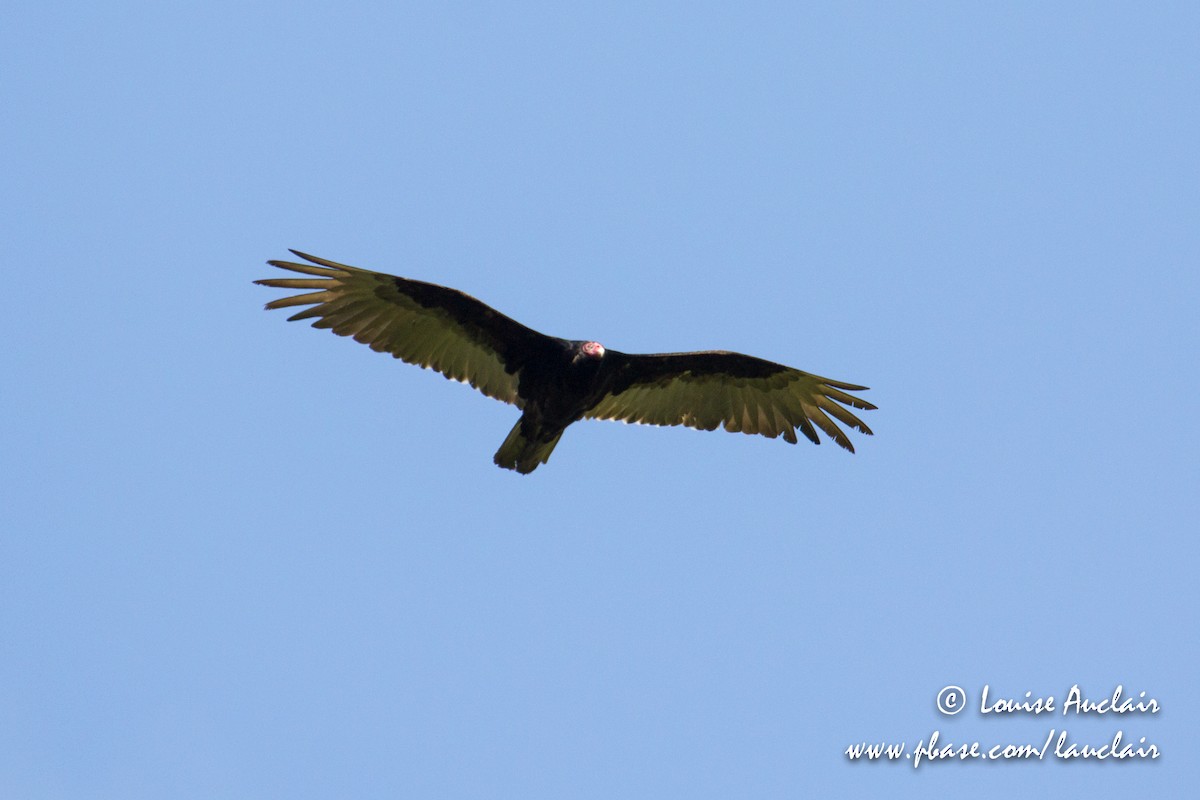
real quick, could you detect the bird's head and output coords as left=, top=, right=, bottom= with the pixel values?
left=573, top=340, right=606, bottom=363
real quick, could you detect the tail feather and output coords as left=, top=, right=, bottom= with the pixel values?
left=494, top=419, right=564, bottom=474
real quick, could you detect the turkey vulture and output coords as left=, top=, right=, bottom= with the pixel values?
left=256, top=251, right=875, bottom=474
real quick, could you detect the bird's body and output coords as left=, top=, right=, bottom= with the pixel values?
left=494, top=339, right=610, bottom=472
left=257, top=251, right=876, bottom=474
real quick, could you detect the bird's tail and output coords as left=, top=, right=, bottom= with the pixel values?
left=494, top=419, right=564, bottom=475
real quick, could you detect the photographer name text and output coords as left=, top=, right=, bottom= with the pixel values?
left=977, top=684, right=1159, bottom=716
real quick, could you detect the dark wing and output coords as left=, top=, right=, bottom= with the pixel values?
left=585, top=350, right=875, bottom=452
left=255, top=250, right=554, bottom=406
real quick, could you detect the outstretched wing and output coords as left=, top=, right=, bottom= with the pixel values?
left=585, top=350, right=875, bottom=452
left=255, top=251, right=553, bottom=405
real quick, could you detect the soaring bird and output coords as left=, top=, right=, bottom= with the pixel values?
left=256, top=251, right=876, bottom=474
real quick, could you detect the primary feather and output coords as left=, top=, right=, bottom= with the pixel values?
left=257, top=251, right=876, bottom=473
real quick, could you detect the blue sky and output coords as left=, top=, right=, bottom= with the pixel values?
left=2, top=2, right=1196, bottom=797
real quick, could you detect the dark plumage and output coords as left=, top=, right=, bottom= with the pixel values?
left=256, top=251, right=876, bottom=474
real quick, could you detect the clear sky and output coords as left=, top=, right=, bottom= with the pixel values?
left=2, top=2, right=1196, bottom=797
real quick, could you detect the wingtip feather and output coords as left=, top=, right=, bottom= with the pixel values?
left=287, top=250, right=358, bottom=271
